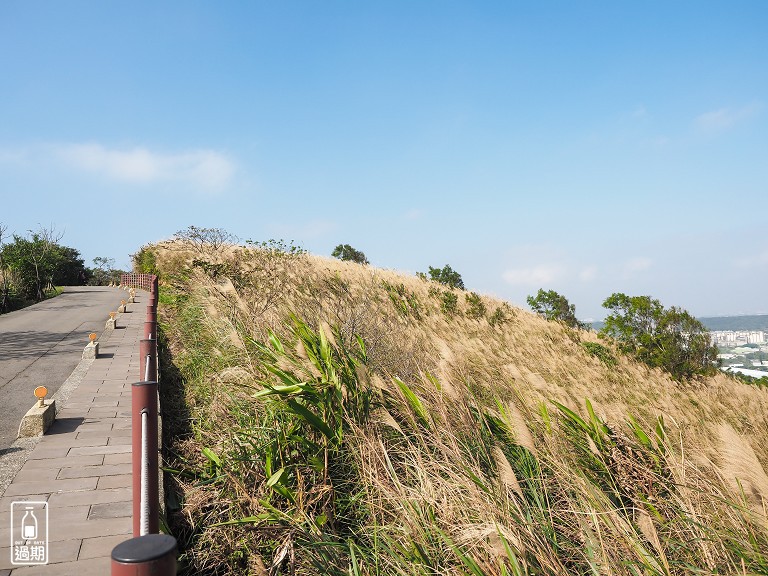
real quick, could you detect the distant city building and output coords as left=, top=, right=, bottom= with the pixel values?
left=748, top=331, right=765, bottom=344
left=711, top=330, right=766, bottom=347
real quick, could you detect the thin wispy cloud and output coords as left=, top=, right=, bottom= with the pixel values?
left=693, top=102, right=761, bottom=133
left=579, top=266, right=597, bottom=282
left=403, top=209, right=422, bottom=221
left=502, top=264, right=564, bottom=286
left=55, top=143, right=235, bottom=192
left=623, top=257, right=653, bottom=276
left=734, top=249, right=768, bottom=269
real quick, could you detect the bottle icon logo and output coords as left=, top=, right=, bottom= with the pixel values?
left=22, top=508, right=38, bottom=540
left=10, top=501, right=48, bottom=565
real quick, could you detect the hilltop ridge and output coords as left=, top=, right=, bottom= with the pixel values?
left=144, top=240, right=768, bottom=575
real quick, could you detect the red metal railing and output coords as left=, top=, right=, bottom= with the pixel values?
left=111, top=275, right=177, bottom=574
left=120, top=273, right=157, bottom=294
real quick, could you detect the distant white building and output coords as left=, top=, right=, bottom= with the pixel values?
left=722, top=366, right=768, bottom=379
left=748, top=331, right=766, bottom=344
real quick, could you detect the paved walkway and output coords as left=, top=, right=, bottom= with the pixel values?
left=0, top=286, right=128, bottom=451
left=0, top=292, right=144, bottom=575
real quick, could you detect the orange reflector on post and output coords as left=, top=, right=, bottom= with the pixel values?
left=34, top=386, right=48, bottom=407
left=89, top=333, right=97, bottom=342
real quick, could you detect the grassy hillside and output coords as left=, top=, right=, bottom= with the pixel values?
left=147, top=241, right=768, bottom=575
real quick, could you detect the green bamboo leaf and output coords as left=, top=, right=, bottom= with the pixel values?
left=394, top=377, right=430, bottom=428
left=266, top=467, right=287, bottom=488
left=286, top=399, right=335, bottom=439
left=201, top=447, right=221, bottom=468
left=264, top=364, right=303, bottom=387
left=437, top=529, right=486, bottom=576
left=355, top=334, right=367, bottom=361
left=627, top=415, right=652, bottom=448
left=497, top=526, right=526, bottom=576
left=252, top=383, right=303, bottom=398
left=267, top=330, right=285, bottom=354
left=553, top=401, right=590, bottom=433
left=210, top=513, right=272, bottom=527
left=463, top=465, right=491, bottom=494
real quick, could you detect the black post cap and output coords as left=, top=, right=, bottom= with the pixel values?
left=111, top=534, right=177, bottom=563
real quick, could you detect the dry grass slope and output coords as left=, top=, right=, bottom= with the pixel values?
left=150, top=241, right=768, bottom=575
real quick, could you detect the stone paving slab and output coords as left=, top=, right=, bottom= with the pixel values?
left=0, top=292, right=148, bottom=573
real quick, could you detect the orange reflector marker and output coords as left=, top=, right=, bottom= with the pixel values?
left=34, top=385, right=48, bottom=407
left=89, top=333, right=97, bottom=342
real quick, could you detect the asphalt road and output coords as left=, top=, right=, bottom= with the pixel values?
left=0, top=286, right=126, bottom=450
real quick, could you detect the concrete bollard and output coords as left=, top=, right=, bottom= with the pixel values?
left=83, top=332, right=99, bottom=359
left=18, top=387, right=56, bottom=438
left=118, top=300, right=127, bottom=313
left=106, top=311, right=118, bottom=330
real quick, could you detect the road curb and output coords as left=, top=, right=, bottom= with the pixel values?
left=0, top=324, right=116, bottom=498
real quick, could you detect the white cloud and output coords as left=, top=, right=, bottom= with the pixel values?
left=579, top=266, right=597, bottom=282
left=55, top=143, right=235, bottom=192
left=734, top=249, right=768, bottom=268
left=623, top=257, right=653, bottom=275
left=502, top=265, right=564, bottom=286
left=403, top=209, right=422, bottom=220
left=694, top=102, right=761, bottom=133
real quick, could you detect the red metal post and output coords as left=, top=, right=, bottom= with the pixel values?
left=111, top=534, right=177, bottom=575
left=131, top=380, right=159, bottom=537
left=139, top=339, right=157, bottom=383
left=143, top=321, right=156, bottom=341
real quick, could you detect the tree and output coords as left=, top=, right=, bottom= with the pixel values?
left=49, top=244, right=87, bottom=286
left=174, top=226, right=238, bottom=256
left=0, top=226, right=86, bottom=305
left=527, top=289, right=587, bottom=329
left=90, top=256, right=116, bottom=285
left=426, top=264, right=464, bottom=290
left=332, top=244, right=369, bottom=265
left=3, top=227, right=63, bottom=301
left=600, top=293, right=718, bottom=381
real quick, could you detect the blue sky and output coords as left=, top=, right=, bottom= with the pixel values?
left=1, top=1, right=766, bottom=319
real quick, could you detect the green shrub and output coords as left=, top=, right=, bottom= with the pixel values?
left=582, top=341, right=617, bottom=367
left=488, top=303, right=511, bottom=326
left=465, top=292, right=486, bottom=319
left=424, top=264, right=464, bottom=290
left=132, top=245, right=158, bottom=274
left=382, top=281, right=421, bottom=319
left=332, top=243, right=369, bottom=264
left=440, top=290, right=458, bottom=316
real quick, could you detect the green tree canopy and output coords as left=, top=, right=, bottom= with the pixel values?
left=425, top=264, right=464, bottom=290
left=0, top=225, right=86, bottom=306
left=527, top=288, right=587, bottom=329
left=332, top=244, right=369, bottom=264
left=600, top=293, right=718, bottom=381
